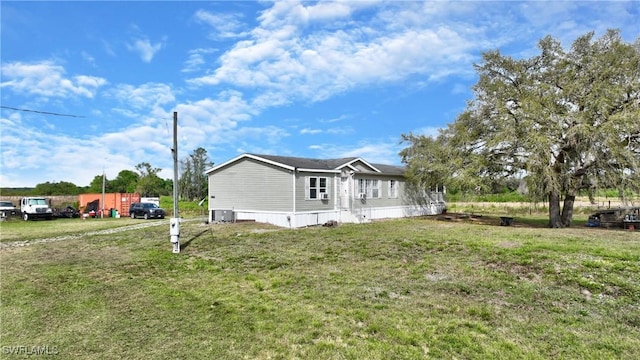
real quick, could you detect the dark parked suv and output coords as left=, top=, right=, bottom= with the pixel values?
left=129, top=202, right=165, bottom=219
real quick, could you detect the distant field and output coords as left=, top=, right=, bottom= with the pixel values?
left=1, top=216, right=639, bottom=359
left=447, top=197, right=639, bottom=222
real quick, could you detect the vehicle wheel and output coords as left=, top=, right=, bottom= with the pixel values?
left=144, top=213, right=149, bottom=220
left=130, top=212, right=136, bottom=219
left=23, top=213, right=29, bottom=221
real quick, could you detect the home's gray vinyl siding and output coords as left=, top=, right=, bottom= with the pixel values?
left=209, top=158, right=293, bottom=212
left=396, top=179, right=414, bottom=206
left=294, top=172, right=337, bottom=212
left=384, top=177, right=409, bottom=206
left=350, top=160, right=370, bottom=172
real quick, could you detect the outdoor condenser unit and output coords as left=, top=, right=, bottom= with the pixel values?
left=213, top=210, right=235, bottom=222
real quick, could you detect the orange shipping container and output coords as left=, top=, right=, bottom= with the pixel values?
left=78, top=193, right=140, bottom=217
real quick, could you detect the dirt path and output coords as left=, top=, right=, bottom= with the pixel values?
left=451, top=199, right=637, bottom=209
left=0, top=218, right=200, bottom=249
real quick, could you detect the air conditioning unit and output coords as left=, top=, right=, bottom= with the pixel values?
left=358, top=193, right=367, bottom=199
left=320, top=193, right=329, bottom=200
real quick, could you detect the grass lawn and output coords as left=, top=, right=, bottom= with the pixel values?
left=0, top=217, right=146, bottom=243
left=1, top=216, right=639, bottom=359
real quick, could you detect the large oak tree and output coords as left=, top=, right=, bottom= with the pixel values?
left=401, top=30, right=640, bottom=228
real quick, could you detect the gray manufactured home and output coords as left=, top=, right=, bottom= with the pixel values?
left=206, top=154, right=445, bottom=228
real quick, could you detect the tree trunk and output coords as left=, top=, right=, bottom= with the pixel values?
left=548, top=191, right=563, bottom=228
left=561, top=194, right=575, bottom=227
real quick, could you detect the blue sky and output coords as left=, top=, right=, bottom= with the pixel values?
left=1, top=1, right=638, bottom=187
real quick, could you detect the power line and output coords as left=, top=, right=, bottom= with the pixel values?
left=0, top=105, right=85, bottom=118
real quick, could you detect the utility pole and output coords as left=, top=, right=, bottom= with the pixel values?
left=101, top=169, right=105, bottom=219
left=170, top=111, right=180, bottom=253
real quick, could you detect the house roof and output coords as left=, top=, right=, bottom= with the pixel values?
left=368, top=163, right=406, bottom=176
left=253, top=154, right=359, bottom=170
left=206, top=153, right=406, bottom=176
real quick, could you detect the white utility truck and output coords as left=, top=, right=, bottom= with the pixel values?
left=20, top=197, right=53, bottom=221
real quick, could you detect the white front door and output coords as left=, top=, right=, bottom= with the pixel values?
left=340, top=175, right=350, bottom=210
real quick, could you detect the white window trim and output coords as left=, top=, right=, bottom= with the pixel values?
left=305, top=176, right=328, bottom=200
left=358, top=178, right=381, bottom=199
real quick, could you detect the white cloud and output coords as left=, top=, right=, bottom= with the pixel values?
left=126, top=37, right=165, bottom=63
left=415, top=126, right=442, bottom=139
left=250, top=90, right=292, bottom=109
left=182, top=48, right=217, bottom=73
left=0, top=60, right=107, bottom=98
left=0, top=112, right=153, bottom=187
left=257, top=0, right=366, bottom=29
left=194, top=9, right=249, bottom=39
left=228, top=126, right=292, bottom=157
left=305, top=1, right=353, bottom=22
left=168, top=91, right=267, bottom=153
left=320, top=114, right=351, bottom=123
left=107, top=83, right=176, bottom=111
left=188, top=2, right=482, bottom=106
left=81, top=51, right=96, bottom=67
left=326, top=127, right=353, bottom=135
left=313, top=138, right=403, bottom=165
left=176, top=90, right=254, bottom=126
left=300, top=128, right=322, bottom=135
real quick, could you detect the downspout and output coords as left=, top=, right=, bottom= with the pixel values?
left=350, top=171, right=356, bottom=213
left=291, top=168, right=297, bottom=228
left=334, top=173, right=338, bottom=210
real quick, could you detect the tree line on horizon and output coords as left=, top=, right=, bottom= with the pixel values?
left=1, top=147, right=213, bottom=202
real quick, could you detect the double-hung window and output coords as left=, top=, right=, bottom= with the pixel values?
left=306, top=176, right=328, bottom=199
left=388, top=179, right=398, bottom=198
left=358, top=179, right=380, bottom=199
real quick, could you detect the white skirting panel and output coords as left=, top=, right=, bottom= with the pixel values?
left=232, top=210, right=341, bottom=228
left=225, top=203, right=445, bottom=228
left=367, top=204, right=443, bottom=220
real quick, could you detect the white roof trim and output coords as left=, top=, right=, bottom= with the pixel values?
left=206, top=154, right=386, bottom=175
left=205, top=153, right=296, bottom=174
left=337, top=158, right=381, bottom=173
left=342, top=164, right=359, bottom=172
left=205, top=154, right=244, bottom=174
left=296, top=168, right=341, bottom=173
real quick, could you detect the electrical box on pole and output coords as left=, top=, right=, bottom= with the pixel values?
left=170, top=111, right=180, bottom=253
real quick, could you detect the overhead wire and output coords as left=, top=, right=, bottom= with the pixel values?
left=1, top=105, right=85, bottom=118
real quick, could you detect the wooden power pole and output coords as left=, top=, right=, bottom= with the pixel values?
left=170, top=111, right=180, bottom=253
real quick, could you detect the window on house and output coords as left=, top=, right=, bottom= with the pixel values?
left=358, top=179, right=380, bottom=199
left=306, top=176, right=328, bottom=199
left=389, top=179, right=398, bottom=198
